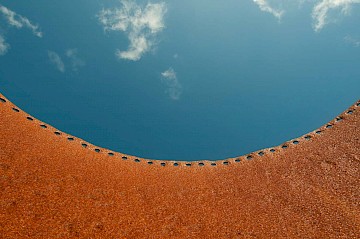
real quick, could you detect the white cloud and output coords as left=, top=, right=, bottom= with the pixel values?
left=344, top=35, right=360, bottom=46
left=0, top=35, right=10, bottom=56
left=65, top=48, right=85, bottom=71
left=252, top=0, right=360, bottom=31
left=253, top=0, right=284, bottom=20
left=312, top=0, right=360, bottom=32
left=161, top=67, right=182, bottom=100
left=48, top=51, right=65, bottom=73
left=0, top=4, right=42, bottom=37
left=97, top=0, right=167, bottom=61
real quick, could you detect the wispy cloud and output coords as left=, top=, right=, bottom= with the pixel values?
left=48, top=51, right=65, bottom=73
left=161, top=67, right=182, bottom=100
left=97, top=0, right=167, bottom=61
left=252, top=0, right=360, bottom=31
left=344, top=35, right=360, bottom=46
left=312, top=0, right=360, bottom=32
left=65, top=48, right=85, bottom=71
left=253, top=0, right=284, bottom=20
left=0, top=35, right=9, bottom=56
left=0, top=4, right=42, bottom=37
left=0, top=4, right=42, bottom=56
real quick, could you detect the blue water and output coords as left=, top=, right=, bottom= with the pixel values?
left=1, top=0, right=359, bottom=160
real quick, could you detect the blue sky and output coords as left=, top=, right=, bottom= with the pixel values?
left=0, top=0, right=359, bottom=160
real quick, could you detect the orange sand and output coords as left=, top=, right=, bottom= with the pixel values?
left=0, top=93, right=359, bottom=238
